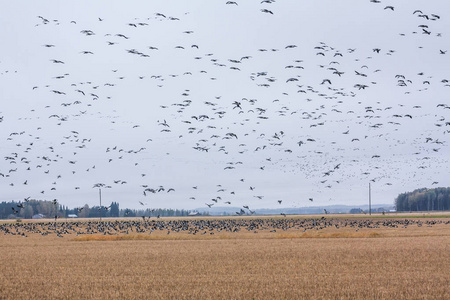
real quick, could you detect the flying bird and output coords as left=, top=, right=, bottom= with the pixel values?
left=261, top=9, right=273, bottom=14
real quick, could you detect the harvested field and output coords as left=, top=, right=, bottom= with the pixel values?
left=1, top=215, right=449, bottom=299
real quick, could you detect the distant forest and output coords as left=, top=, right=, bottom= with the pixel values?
left=395, top=187, right=450, bottom=212
left=0, top=199, right=204, bottom=219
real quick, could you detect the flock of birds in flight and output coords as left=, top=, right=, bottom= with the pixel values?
left=1, top=1, right=449, bottom=215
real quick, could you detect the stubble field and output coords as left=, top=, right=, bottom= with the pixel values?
left=1, top=214, right=449, bottom=299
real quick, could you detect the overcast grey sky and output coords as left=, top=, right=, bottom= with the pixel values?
left=1, top=0, right=449, bottom=211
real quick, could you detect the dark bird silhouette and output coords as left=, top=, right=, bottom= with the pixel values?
left=115, top=34, right=129, bottom=39
left=261, top=9, right=273, bottom=14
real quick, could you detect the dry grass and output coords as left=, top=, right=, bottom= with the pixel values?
left=72, top=231, right=383, bottom=241
left=1, top=216, right=449, bottom=299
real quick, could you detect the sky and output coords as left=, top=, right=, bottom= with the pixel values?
left=0, top=0, right=449, bottom=211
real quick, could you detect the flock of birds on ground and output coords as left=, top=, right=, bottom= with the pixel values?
left=1, top=1, right=449, bottom=213
left=2, top=217, right=449, bottom=238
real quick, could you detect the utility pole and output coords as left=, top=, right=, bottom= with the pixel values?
left=99, top=188, right=102, bottom=222
left=53, top=199, right=58, bottom=228
left=369, top=182, right=372, bottom=216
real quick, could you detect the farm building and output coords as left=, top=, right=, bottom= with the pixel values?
left=32, top=214, right=45, bottom=219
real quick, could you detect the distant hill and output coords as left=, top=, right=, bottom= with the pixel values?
left=195, top=204, right=394, bottom=216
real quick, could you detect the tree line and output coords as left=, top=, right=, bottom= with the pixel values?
left=395, top=187, right=450, bottom=212
left=0, top=200, right=205, bottom=219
